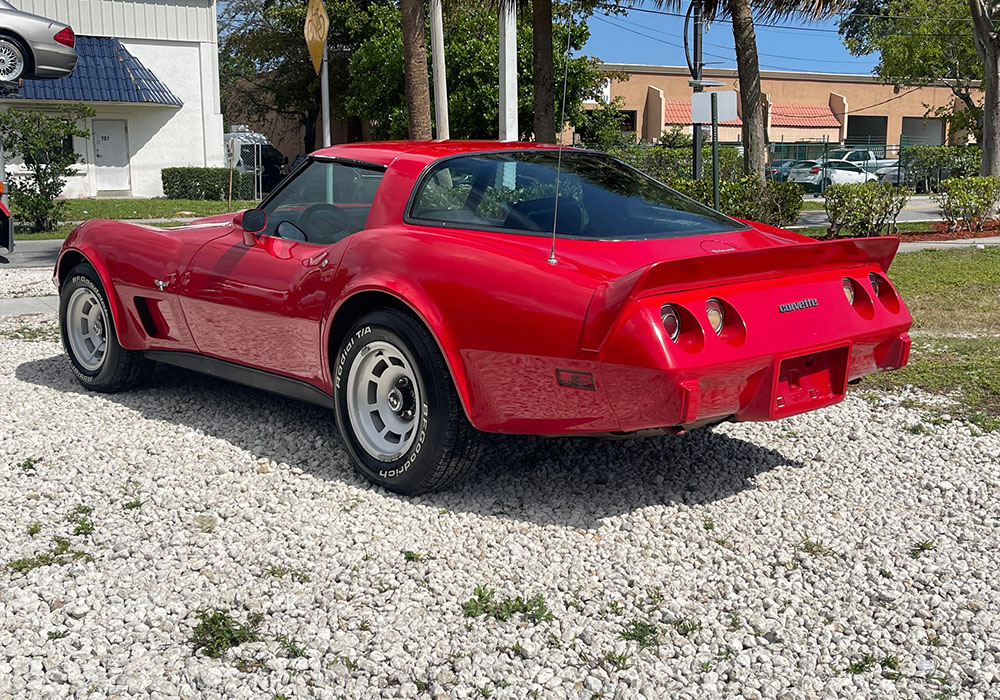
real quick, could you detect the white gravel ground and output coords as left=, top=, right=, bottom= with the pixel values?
left=1, top=311, right=999, bottom=700
left=0, top=268, right=56, bottom=298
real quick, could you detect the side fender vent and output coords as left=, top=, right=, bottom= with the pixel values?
left=134, top=297, right=159, bottom=337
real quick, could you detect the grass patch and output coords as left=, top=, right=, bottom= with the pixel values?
left=887, top=247, right=1000, bottom=333
left=190, top=609, right=262, bottom=659
left=57, top=198, right=259, bottom=222
left=6, top=536, right=93, bottom=573
left=863, top=336, right=1000, bottom=431
left=602, top=650, right=632, bottom=671
left=27, top=522, right=42, bottom=536
left=620, top=619, right=659, bottom=648
left=401, top=550, right=423, bottom=562
left=0, top=325, right=60, bottom=342
left=792, top=220, right=934, bottom=239
left=17, top=457, right=40, bottom=472
left=461, top=586, right=555, bottom=624
left=846, top=653, right=879, bottom=674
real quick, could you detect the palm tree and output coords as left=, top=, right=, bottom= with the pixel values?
left=401, top=0, right=433, bottom=139
left=969, top=0, right=1000, bottom=175
left=634, top=0, right=851, bottom=182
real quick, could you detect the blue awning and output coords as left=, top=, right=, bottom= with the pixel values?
left=14, top=36, right=182, bottom=106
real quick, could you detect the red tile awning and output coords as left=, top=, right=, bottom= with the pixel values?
left=770, top=103, right=841, bottom=128
left=664, top=100, right=742, bottom=126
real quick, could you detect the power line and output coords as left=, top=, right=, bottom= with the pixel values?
left=599, top=4, right=975, bottom=38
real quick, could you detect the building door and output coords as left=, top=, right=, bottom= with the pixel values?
left=845, top=115, right=888, bottom=146
left=93, top=120, right=131, bottom=193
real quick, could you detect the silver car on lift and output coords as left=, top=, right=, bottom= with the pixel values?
left=0, top=0, right=77, bottom=81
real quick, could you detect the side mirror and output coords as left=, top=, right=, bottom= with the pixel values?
left=234, top=209, right=266, bottom=246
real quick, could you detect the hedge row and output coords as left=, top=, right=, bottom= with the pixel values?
left=607, top=144, right=742, bottom=185
left=672, top=176, right=805, bottom=228
left=823, top=182, right=912, bottom=238
left=161, top=167, right=251, bottom=201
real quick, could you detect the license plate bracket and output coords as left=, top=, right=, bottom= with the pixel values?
left=772, top=346, right=850, bottom=419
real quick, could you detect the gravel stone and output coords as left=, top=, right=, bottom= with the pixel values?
left=1, top=296, right=999, bottom=699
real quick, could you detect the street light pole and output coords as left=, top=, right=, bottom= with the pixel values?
left=320, top=45, right=331, bottom=148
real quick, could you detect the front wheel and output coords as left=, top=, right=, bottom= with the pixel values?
left=60, top=263, right=152, bottom=392
left=333, top=309, right=484, bottom=494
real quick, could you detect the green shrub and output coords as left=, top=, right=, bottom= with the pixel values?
left=823, top=181, right=913, bottom=238
left=607, top=144, right=741, bottom=185
left=931, top=176, right=1000, bottom=232
left=161, top=168, right=248, bottom=201
left=0, top=104, right=94, bottom=232
left=672, top=176, right=804, bottom=227
left=901, top=145, right=981, bottom=190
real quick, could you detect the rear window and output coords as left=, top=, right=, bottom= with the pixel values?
left=409, top=150, right=748, bottom=240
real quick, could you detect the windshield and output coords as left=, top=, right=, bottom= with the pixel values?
left=409, top=150, right=748, bottom=240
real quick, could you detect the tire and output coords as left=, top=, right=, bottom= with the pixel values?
left=0, top=36, right=28, bottom=82
left=60, top=263, right=152, bottom=392
left=333, top=309, right=484, bottom=495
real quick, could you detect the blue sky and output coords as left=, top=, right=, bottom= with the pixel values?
left=582, top=7, right=879, bottom=76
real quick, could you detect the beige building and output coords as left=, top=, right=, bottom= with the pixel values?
left=593, top=64, right=976, bottom=148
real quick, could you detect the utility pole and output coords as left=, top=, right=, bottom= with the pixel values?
left=430, top=0, right=449, bottom=140
left=685, top=0, right=705, bottom=179
left=498, top=1, right=517, bottom=141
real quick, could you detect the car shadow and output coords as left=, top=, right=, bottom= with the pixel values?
left=15, top=355, right=803, bottom=529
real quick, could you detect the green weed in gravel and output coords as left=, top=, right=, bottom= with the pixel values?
left=620, top=619, right=659, bottom=648
left=265, top=565, right=311, bottom=583
left=67, top=505, right=95, bottom=536
left=6, top=536, right=93, bottom=573
left=190, top=609, right=262, bottom=658
left=0, top=325, right=60, bottom=342
left=462, top=586, right=555, bottom=624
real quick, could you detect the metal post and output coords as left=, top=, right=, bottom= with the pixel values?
left=692, top=0, right=703, bottom=179
left=821, top=135, right=828, bottom=197
left=430, top=0, right=449, bottom=140
left=711, top=92, right=720, bottom=211
left=320, top=45, right=331, bottom=147
left=499, top=2, right=518, bottom=141
left=0, top=80, right=15, bottom=253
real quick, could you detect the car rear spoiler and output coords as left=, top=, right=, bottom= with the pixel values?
left=580, top=236, right=900, bottom=352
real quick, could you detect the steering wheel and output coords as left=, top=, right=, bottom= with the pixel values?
left=295, top=202, right=356, bottom=243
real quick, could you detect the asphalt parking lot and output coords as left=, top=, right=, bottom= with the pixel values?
left=1, top=276, right=998, bottom=699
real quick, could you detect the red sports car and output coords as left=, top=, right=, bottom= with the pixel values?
left=55, top=141, right=911, bottom=494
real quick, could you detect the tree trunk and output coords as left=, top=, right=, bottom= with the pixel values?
left=400, top=0, right=432, bottom=140
left=303, top=107, right=318, bottom=155
left=969, top=0, right=1000, bottom=175
left=729, top=0, right=766, bottom=182
left=533, top=0, right=556, bottom=143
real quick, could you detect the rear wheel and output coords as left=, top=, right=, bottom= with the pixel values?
left=60, top=263, right=152, bottom=392
left=0, top=37, right=28, bottom=82
left=333, top=309, right=484, bottom=494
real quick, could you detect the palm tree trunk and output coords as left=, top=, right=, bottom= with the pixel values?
left=533, top=0, right=556, bottom=143
left=969, top=0, right=1000, bottom=174
left=728, top=0, right=766, bottom=182
left=401, top=0, right=432, bottom=140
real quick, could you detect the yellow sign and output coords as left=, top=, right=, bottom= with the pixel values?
left=304, top=0, right=329, bottom=75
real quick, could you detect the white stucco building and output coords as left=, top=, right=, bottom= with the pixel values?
left=0, top=0, right=224, bottom=197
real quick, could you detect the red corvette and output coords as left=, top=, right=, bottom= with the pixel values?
left=55, top=141, right=911, bottom=494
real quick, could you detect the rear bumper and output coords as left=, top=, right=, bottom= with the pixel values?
left=603, top=331, right=909, bottom=432
left=27, top=42, right=77, bottom=78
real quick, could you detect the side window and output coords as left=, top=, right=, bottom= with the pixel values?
left=846, top=151, right=863, bottom=162
left=261, top=160, right=385, bottom=245
left=411, top=156, right=586, bottom=233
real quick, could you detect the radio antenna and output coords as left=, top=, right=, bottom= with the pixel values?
left=548, top=1, right=574, bottom=266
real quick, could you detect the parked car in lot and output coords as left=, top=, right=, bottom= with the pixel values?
left=788, top=159, right=879, bottom=192
left=54, top=141, right=912, bottom=494
left=0, top=0, right=77, bottom=81
left=827, top=148, right=897, bottom=173
left=765, top=159, right=798, bottom=182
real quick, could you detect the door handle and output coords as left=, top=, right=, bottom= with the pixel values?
left=305, top=253, right=329, bottom=268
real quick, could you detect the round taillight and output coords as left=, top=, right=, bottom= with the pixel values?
left=869, top=272, right=881, bottom=296
left=705, top=298, right=724, bottom=335
left=660, top=304, right=680, bottom=342
left=842, top=278, right=855, bottom=305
